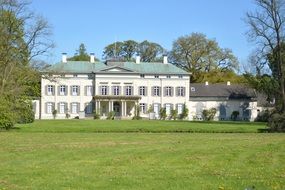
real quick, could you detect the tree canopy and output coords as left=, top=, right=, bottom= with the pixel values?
left=68, top=43, right=99, bottom=61
left=170, top=33, right=239, bottom=82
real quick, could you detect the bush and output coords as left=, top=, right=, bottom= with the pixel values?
left=0, top=100, right=14, bottom=130
left=268, top=112, right=285, bottom=132
left=231, top=111, right=239, bottom=121
left=159, top=108, right=167, bottom=120
left=202, top=108, right=217, bottom=121
left=170, top=109, right=178, bottom=120
left=179, top=103, right=189, bottom=120
left=52, top=109, right=57, bottom=119
left=132, top=105, right=141, bottom=120
left=255, top=109, right=270, bottom=122
left=107, top=111, right=115, bottom=120
left=93, top=109, right=101, bottom=120
left=13, top=99, right=34, bottom=124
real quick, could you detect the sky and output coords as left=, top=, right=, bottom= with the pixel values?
left=30, top=0, right=257, bottom=64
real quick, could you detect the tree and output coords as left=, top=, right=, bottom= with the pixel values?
left=245, top=0, right=285, bottom=113
left=68, top=43, right=99, bottom=61
left=138, top=40, right=164, bottom=62
left=0, top=0, right=53, bottom=128
left=170, top=33, right=239, bottom=82
left=102, top=40, right=164, bottom=62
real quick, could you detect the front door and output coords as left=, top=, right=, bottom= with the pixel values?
left=113, top=102, right=120, bottom=116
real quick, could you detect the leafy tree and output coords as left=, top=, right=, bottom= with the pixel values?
left=180, top=103, right=189, bottom=120
left=122, top=40, right=138, bottom=61
left=0, top=0, right=53, bottom=129
left=159, top=108, right=167, bottom=120
left=170, top=109, right=178, bottom=120
left=68, top=43, right=99, bottom=61
left=138, top=40, right=164, bottom=62
left=103, top=41, right=124, bottom=59
left=170, top=33, right=239, bottom=82
left=202, top=108, right=217, bottom=121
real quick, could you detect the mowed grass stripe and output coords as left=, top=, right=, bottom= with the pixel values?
left=13, top=120, right=267, bottom=133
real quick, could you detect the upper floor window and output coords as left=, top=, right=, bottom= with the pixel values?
left=139, top=103, right=147, bottom=114
left=86, top=86, right=93, bottom=96
left=113, top=86, right=120, bottom=95
left=101, top=86, right=108, bottom=95
left=152, top=86, right=160, bottom=96
left=73, top=74, right=78, bottom=77
left=139, top=86, right=147, bottom=96
left=154, top=75, right=159, bottom=78
left=59, top=85, right=66, bottom=96
left=178, top=75, right=183, bottom=79
left=125, top=86, right=133, bottom=96
left=47, top=85, right=54, bottom=96
left=166, top=75, right=171, bottom=78
left=177, top=87, right=185, bottom=96
left=164, top=86, right=173, bottom=96
left=140, top=74, right=145, bottom=78
left=71, top=85, right=80, bottom=96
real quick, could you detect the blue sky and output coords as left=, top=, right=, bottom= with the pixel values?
left=31, top=0, right=257, bottom=64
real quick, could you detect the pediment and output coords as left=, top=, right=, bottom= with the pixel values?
left=100, top=66, right=134, bottom=73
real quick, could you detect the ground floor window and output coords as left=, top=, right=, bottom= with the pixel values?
left=59, top=102, right=67, bottom=114
left=165, top=103, right=172, bottom=115
left=46, top=102, right=54, bottom=114
left=140, top=103, right=147, bottom=114
left=71, top=102, right=79, bottom=114
left=153, top=103, right=161, bottom=117
left=177, top=104, right=183, bottom=115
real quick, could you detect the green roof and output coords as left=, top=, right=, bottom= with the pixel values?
left=45, top=61, right=188, bottom=74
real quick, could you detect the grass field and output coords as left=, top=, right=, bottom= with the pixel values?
left=0, top=120, right=284, bottom=190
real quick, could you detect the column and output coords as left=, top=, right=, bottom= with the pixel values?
left=124, top=101, right=127, bottom=117
left=110, top=100, right=113, bottom=112
left=98, top=101, right=101, bottom=115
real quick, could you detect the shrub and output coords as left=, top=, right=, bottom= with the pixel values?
left=0, top=99, right=14, bottom=130
left=268, top=112, right=285, bottom=132
left=147, top=104, right=154, bottom=113
left=255, top=109, right=270, bottom=122
left=202, top=108, right=217, bottom=121
left=13, top=99, right=34, bottom=124
left=231, top=111, right=239, bottom=121
left=159, top=108, right=167, bottom=120
left=179, top=103, right=189, bottom=120
left=170, top=109, right=178, bottom=120
left=52, top=109, right=57, bottom=119
left=65, top=113, right=70, bottom=119
left=93, top=109, right=101, bottom=120
left=107, top=111, right=115, bottom=120
left=132, top=105, right=141, bottom=120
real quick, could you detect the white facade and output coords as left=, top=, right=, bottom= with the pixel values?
left=39, top=58, right=190, bottom=119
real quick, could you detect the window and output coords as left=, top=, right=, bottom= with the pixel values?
left=85, top=103, right=93, bottom=114
left=140, top=74, right=145, bottom=78
left=178, top=75, right=183, bottom=79
left=113, top=86, right=120, bottom=95
left=140, top=103, right=147, bottom=114
left=86, top=86, right=93, bottom=96
left=164, top=86, right=173, bottom=96
left=139, top=86, right=147, bottom=96
left=101, top=86, right=108, bottom=95
left=58, top=102, right=67, bottom=114
left=47, top=85, right=54, bottom=95
left=60, top=74, right=65, bottom=77
left=59, top=85, right=66, bottom=96
left=166, top=75, right=171, bottom=78
left=153, top=86, right=160, bottom=96
left=71, top=102, right=79, bottom=114
left=191, top=87, right=195, bottom=92
left=46, top=102, right=54, bottom=114
left=165, top=103, right=172, bottom=115
left=177, top=87, right=185, bottom=96
left=71, top=85, right=79, bottom=96
left=125, top=86, right=133, bottom=96
left=73, top=74, right=78, bottom=77
left=154, top=75, right=159, bottom=78
left=177, top=104, right=183, bottom=115
left=88, top=74, right=93, bottom=79
left=153, top=103, right=161, bottom=118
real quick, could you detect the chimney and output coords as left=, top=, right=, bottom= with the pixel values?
left=227, top=81, right=231, bottom=86
left=163, top=55, right=168, bottom=64
left=90, top=53, right=95, bottom=63
left=205, top=81, right=209, bottom=86
left=62, top=53, right=67, bottom=63
left=136, top=55, right=140, bottom=64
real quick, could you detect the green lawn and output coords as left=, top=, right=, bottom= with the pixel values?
left=0, top=120, right=284, bottom=190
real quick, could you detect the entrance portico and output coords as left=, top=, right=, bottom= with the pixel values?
left=93, top=95, right=141, bottom=118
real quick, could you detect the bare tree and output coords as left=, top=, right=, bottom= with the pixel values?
left=0, top=0, right=54, bottom=95
left=245, top=0, right=285, bottom=112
